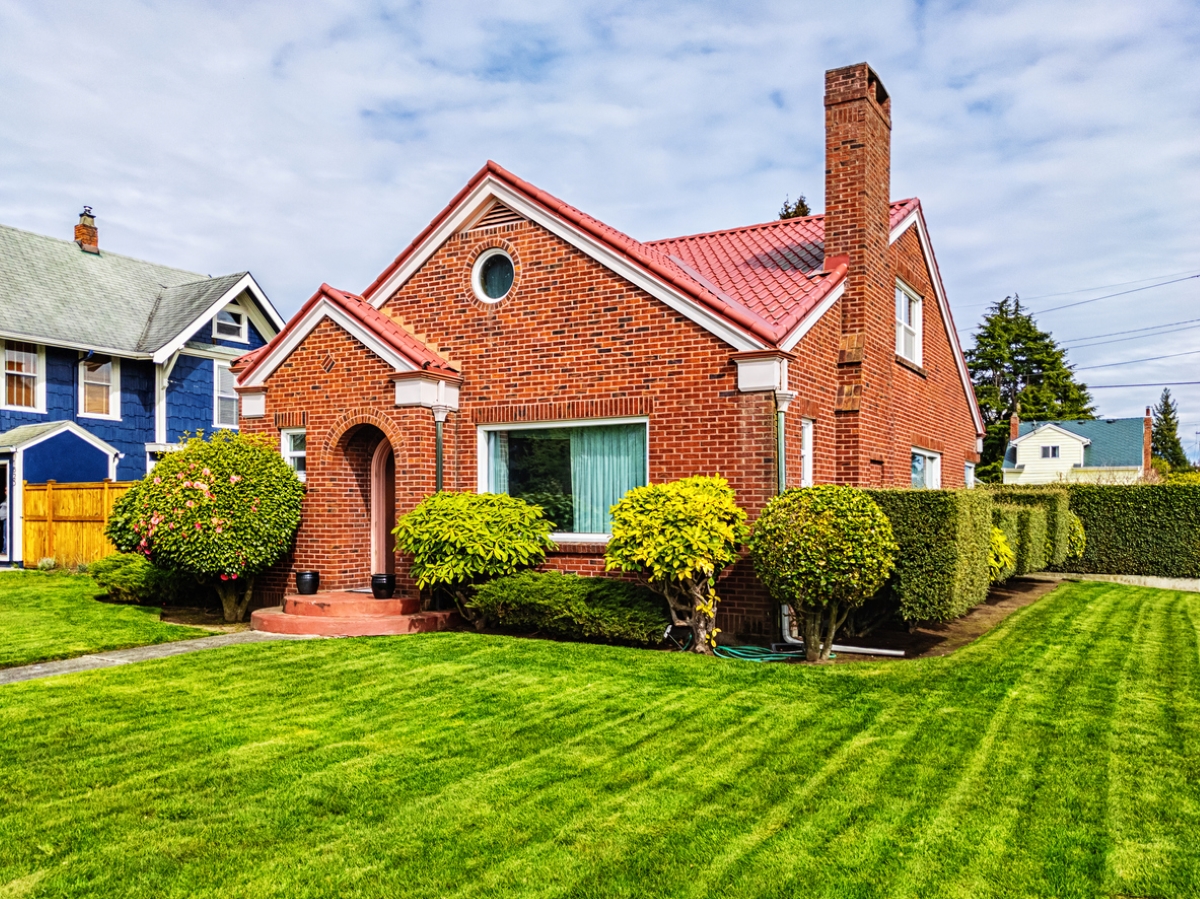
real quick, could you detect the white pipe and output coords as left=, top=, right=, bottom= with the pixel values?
left=779, top=604, right=906, bottom=658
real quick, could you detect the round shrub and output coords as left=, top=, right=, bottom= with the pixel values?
left=393, top=492, right=554, bottom=620
left=749, top=486, right=897, bottom=661
left=606, top=475, right=748, bottom=654
left=106, top=431, right=305, bottom=622
left=988, top=526, right=1016, bottom=584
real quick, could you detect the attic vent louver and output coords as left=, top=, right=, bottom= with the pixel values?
left=469, top=202, right=523, bottom=230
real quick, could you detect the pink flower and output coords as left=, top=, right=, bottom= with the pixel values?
left=202, top=468, right=211, bottom=476
left=169, top=523, right=176, bottom=529
left=194, top=522, right=203, bottom=530
left=220, top=573, right=229, bottom=581
left=153, top=477, right=162, bottom=485
left=215, top=527, right=223, bottom=533
left=186, top=500, right=194, bottom=508
left=229, top=475, right=242, bottom=484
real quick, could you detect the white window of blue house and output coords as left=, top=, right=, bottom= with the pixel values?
left=911, top=448, right=941, bottom=489
left=3, top=341, right=44, bottom=412
left=214, top=361, right=238, bottom=428
left=281, top=429, right=306, bottom=481
left=480, top=419, right=648, bottom=538
left=78, top=355, right=120, bottom=419
left=213, top=305, right=249, bottom=342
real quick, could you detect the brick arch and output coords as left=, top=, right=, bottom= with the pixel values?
left=321, top=408, right=408, bottom=458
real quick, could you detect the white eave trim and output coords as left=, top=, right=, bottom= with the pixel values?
left=0, top=330, right=151, bottom=360
left=152, top=273, right=284, bottom=365
left=2, top=420, right=122, bottom=459
left=366, top=176, right=767, bottom=352
left=238, top=298, right=418, bottom=388
left=889, top=209, right=987, bottom=435
left=779, top=281, right=845, bottom=352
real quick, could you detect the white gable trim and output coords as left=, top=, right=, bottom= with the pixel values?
left=152, top=273, right=284, bottom=365
left=238, top=298, right=418, bottom=389
left=779, top=281, right=845, bottom=352
left=1010, top=423, right=1091, bottom=447
left=366, top=176, right=767, bottom=352
left=889, top=211, right=986, bottom=434
left=0, top=421, right=121, bottom=478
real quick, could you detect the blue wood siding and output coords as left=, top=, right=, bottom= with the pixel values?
left=186, top=316, right=268, bottom=352
left=22, top=432, right=109, bottom=483
left=167, top=353, right=218, bottom=442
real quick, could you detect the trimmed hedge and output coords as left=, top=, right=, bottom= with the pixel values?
left=989, top=486, right=1071, bottom=567
left=994, top=503, right=1047, bottom=575
left=864, top=489, right=992, bottom=621
left=469, top=570, right=670, bottom=646
left=1055, top=484, right=1200, bottom=577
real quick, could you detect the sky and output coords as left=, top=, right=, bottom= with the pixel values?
left=2, top=1, right=1199, bottom=450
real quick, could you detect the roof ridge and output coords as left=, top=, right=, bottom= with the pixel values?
left=0, top=221, right=207, bottom=280
left=647, top=198, right=922, bottom=246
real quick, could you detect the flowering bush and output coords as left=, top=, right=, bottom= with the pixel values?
left=105, top=431, right=305, bottom=621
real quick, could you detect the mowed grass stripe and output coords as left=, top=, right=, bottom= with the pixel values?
left=1, top=581, right=1198, bottom=898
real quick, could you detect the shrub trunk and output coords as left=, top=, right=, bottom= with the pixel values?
left=215, top=576, right=255, bottom=623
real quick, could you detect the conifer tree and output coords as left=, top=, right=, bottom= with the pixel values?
left=965, top=295, right=1095, bottom=480
left=1152, top=388, right=1190, bottom=471
left=779, top=194, right=811, bottom=219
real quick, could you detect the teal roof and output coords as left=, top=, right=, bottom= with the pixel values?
left=1003, top=418, right=1145, bottom=469
left=0, top=222, right=250, bottom=356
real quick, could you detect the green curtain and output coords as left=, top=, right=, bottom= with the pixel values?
left=488, top=432, right=509, bottom=494
left=570, top=425, right=647, bottom=534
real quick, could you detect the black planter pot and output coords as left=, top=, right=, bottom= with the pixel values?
left=295, top=571, right=320, bottom=595
left=371, top=573, right=397, bottom=599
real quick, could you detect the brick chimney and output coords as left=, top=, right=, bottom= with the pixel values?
left=74, top=206, right=98, bottom=253
left=1144, top=405, right=1153, bottom=473
left=1010, top=412, right=1020, bottom=441
left=826, top=63, right=892, bottom=484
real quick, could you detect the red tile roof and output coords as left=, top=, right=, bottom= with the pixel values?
left=235, top=283, right=455, bottom=382
left=363, top=162, right=923, bottom=348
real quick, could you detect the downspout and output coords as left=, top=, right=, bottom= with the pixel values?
left=432, top=404, right=450, bottom=492
left=774, top=390, right=796, bottom=494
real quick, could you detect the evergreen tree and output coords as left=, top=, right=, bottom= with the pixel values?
left=964, top=295, right=1095, bottom=481
left=779, top=194, right=811, bottom=219
left=1152, top=388, right=1190, bottom=471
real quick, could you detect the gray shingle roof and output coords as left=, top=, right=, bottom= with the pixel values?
left=0, top=421, right=83, bottom=451
left=1003, top=418, right=1145, bottom=469
left=0, top=222, right=249, bottom=356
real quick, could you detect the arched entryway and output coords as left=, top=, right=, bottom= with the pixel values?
left=370, top=439, right=396, bottom=576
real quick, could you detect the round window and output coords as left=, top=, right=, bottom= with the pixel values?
left=473, top=249, right=515, bottom=302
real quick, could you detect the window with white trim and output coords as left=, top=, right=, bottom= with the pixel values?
left=79, top=355, right=120, bottom=419
left=482, top=420, right=648, bottom=536
left=282, top=429, right=306, bottom=481
left=1041, top=445, right=1060, bottom=459
left=800, top=419, right=814, bottom=487
left=895, top=281, right=923, bottom=365
left=964, top=462, right=976, bottom=488
left=214, top=306, right=249, bottom=342
left=911, top=448, right=941, bottom=489
left=4, top=341, right=41, bottom=411
left=214, top=361, right=238, bottom=428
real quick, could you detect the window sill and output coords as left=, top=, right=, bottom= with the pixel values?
left=0, top=405, right=45, bottom=414
left=895, top=354, right=926, bottom=377
left=213, top=423, right=240, bottom=431
left=79, top=412, right=122, bottom=422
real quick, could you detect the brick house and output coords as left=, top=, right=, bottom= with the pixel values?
left=236, top=63, right=985, bottom=636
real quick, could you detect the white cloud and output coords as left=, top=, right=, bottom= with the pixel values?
left=2, top=0, right=1198, bottom=442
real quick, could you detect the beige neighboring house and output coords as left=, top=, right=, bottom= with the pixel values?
left=1001, top=410, right=1151, bottom=485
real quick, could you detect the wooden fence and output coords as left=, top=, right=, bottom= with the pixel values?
left=22, top=479, right=137, bottom=568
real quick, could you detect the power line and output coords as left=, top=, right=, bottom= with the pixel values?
left=1076, top=349, right=1200, bottom=371
left=1089, top=381, right=1200, bottom=389
left=1037, top=273, right=1200, bottom=314
left=1072, top=322, right=1200, bottom=349
left=955, top=267, right=1200, bottom=310
left=1062, top=316, right=1200, bottom=344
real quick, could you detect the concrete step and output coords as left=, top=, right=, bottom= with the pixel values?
left=251, top=606, right=459, bottom=637
left=283, top=593, right=420, bottom=617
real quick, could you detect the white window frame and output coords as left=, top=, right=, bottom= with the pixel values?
left=2, top=341, right=46, bottom=413
left=475, top=416, right=650, bottom=542
left=0, top=458, right=9, bottom=561
left=964, top=462, right=976, bottom=488
left=77, top=355, right=121, bottom=421
left=471, top=248, right=515, bottom=304
left=213, top=360, right=239, bottom=429
left=281, top=428, right=307, bottom=482
left=1041, top=445, right=1060, bottom=459
left=895, top=279, right=923, bottom=366
left=911, top=447, right=941, bottom=489
left=800, top=418, right=814, bottom=487
left=213, top=305, right=250, bottom=343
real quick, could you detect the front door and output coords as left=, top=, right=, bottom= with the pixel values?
left=370, top=442, right=396, bottom=576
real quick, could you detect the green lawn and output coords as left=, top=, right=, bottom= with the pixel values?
left=0, top=570, right=209, bottom=669
left=0, top=580, right=1197, bottom=898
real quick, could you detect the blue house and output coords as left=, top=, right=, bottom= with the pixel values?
left=0, top=209, right=284, bottom=566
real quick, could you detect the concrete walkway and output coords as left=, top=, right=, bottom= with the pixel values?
left=1024, top=571, right=1200, bottom=594
left=0, top=631, right=318, bottom=686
